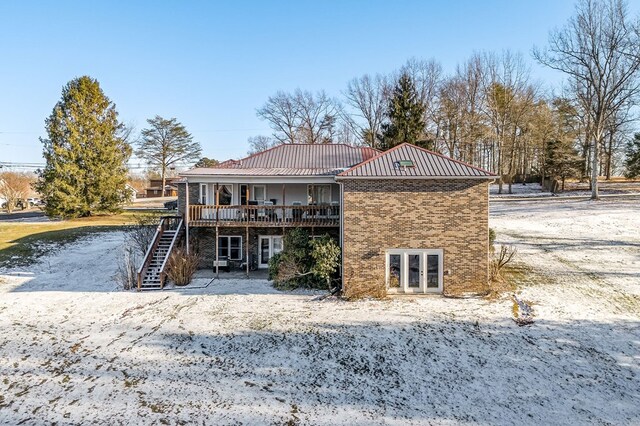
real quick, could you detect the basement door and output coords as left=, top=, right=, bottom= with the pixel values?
left=386, top=249, right=443, bottom=294
left=258, top=236, right=283, bottom=269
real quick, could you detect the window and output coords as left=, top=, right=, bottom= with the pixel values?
left=217, top=185, right=232, bottom=205
left=388, top=254, right=401, bottom=289
left=426, top=254, right=439, bottom=289
left=385, top=249, right=443, bottom=293
left=199, top=184, right=208, bottom=204
left=252, top=185, right=266, bottom=202
left=307, top=184, right=331, bottom=205
left=218, top=236, right=242, bottom=260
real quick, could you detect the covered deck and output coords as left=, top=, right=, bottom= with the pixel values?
left=187, top=204, right=340, bottom=227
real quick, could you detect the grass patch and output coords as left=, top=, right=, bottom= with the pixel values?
left=0, top=212, right=163, bottom=268
left=501, top=262, right=549, bottom=288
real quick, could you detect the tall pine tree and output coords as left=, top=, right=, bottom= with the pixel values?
left=380, top=73, right=426, bottom=150
left=135, top=116, right=201, bottom=196
left=625, top=133, right=640, bottom=178
left=36, top=76, right=132, bottom=218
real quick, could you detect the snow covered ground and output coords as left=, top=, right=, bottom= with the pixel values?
left=0, top=200, right=639, bottom=425
left=490, top=181, right=640, bottom=198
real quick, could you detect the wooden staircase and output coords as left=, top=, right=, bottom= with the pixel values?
left=137, top=216, right=184, bottom=291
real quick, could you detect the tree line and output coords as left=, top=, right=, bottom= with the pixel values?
left=27, top=0, right=640, bottom=218
left=250, top=0, right=640, bottom=198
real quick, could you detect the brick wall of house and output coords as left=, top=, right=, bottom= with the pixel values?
left=341, top=178, right=490, bottom=298
left=190, top=226, right=339, bottom=270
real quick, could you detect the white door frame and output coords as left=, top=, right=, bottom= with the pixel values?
left=385, top=249, right=444, bottom=294
left=199, top=183, right=209, bottom=204
left=258, top=235, right=283, bottom=269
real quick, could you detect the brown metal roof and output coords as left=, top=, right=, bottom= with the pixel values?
left=337, top=143, right=497, bottom=179
left=182, top=167, right=343, bottom=176
left=181, top=144, right=380, bottom=177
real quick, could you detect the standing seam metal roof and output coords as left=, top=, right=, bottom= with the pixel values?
left=181, top=144, right=380, bottom=176
left=336, top=143, right=497, bottom=178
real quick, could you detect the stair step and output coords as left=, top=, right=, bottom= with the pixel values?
left=138, top=221, right=184, bottom=293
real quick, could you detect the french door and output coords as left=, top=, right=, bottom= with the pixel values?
left=386, top=249, right=443, bottom=293
left=258, top=236, right=283, bottom=268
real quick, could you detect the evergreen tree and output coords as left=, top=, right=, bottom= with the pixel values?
left=194, top=157, right=219, bottom=168
left=380, top=73, right=426, bottom=150
left=544, top=139, right=581, bottom=192
left=136, top=116, right=201, bottom=196
left=36, top=76, right=132, bottom=218
left=624, top=133, right=640, bottom=178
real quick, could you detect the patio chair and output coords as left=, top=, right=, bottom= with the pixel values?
left=292, top=201, right=303, bottom=222
left=330, top=201, right=340, bottom=217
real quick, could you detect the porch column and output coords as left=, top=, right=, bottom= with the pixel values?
left=281, top=183, right=286, bottom=226
left=215, top=183, right=220, bottom=223
left=245, top=226, right=249, bottom=278
left=215, top=224, right=219, bottom=278
left=185, top=180, right=190, bottom=254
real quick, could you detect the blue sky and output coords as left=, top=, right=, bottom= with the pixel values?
left=0, top=1, right=595, bottom=168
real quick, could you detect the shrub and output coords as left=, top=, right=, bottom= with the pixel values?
left=310, top=235, right=341, bottom=289
left=271, top=229, right=341, bottom=291
left=267, top=252, right=281, bottom=281
left=166, top=246, right=201, bottom=286
left=125, top=214, right=162, bottom=256
left=490, top=244, right=517, bottom=282
left=489, top=228, right=496, bottom=247
left=115, top=245, right=140, bottom=291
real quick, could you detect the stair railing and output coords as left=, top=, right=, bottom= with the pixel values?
left=136, top=218, right=167, bottom=291
left=158, top=218, right=184, bottom=289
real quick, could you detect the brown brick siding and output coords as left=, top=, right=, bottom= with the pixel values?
left=341, top=179, right=489, bottom=298
left=191, top=226, right=339, bottom=270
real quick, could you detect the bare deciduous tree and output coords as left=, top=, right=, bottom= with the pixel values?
left=402, top=57, right=443, bottom=138
left=256, top=91, right=300, bottom=144
left=344, top=74, right=388, bottom=148
left=294, top=89, right=342, bottom=144
left=257, top=89, right=342, bottom=144
left=247, top=135, right=276, bottom=155
left=0, top=171, right=33, bottom=213
left=534, top=0, right=640, bottom=199
left=481, top=51, right=537, bottom=193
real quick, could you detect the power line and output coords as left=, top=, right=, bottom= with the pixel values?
left=0, top=161, right=193, bottom=171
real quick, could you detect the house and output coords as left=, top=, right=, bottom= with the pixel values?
left=145, top=178, right=179, bottom=198
left=137, top=143, right=496, bottom=297
left=124, top=183, right=137, bottom=202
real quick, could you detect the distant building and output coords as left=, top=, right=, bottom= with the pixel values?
left=145, top=178, right=179, bottom=198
